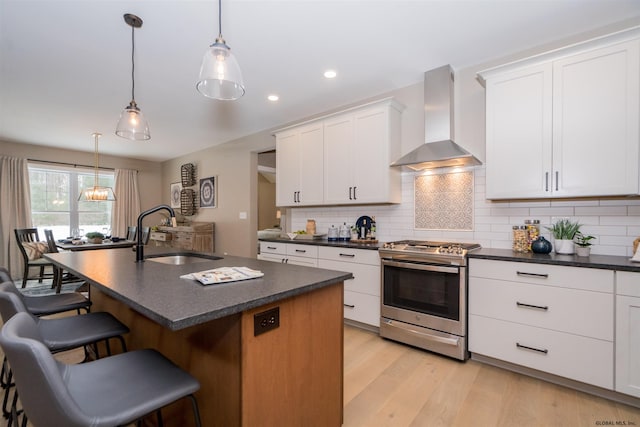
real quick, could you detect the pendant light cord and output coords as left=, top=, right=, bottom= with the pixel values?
left=218, top=0, right=223, bottom=38
left=130, top=23, right=136, bottom=102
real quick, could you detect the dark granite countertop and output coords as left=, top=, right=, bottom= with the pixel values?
left=44, top=247, right=352, bottom=331
left=260, top=237, right=382, bottom=251
left=469, top=248, right=640, bottom=272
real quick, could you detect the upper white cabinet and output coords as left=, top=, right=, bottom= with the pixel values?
left=275, top=98, right=403, bottom=207
left=275, top=122, right=324, bottom=206
left=479, top=30, right=640, bottom=199
left=324, top=102, right=403, bottom=204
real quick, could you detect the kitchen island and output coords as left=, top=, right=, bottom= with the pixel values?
left=45, top=247, right=352, bottom=427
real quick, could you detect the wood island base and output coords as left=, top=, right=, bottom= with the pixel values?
left=91, top=282, right=344, bottom=427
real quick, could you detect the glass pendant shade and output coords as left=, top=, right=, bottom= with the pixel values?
left=197, top=39, right=245, bottom=100
left=115, top=101, right=150, bottom=140
left=78, top=133, right=116, bottom=202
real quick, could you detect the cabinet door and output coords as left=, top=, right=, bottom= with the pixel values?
left=485, top=63, right=553, bottom=199
left=276, top=130, right=301, bottom=206
left=552, top=40, right=640, bottom=197
left=276, top=124, right=324, bottom=206
left=323, top=114, right=354, bottom=203
left=617, top=271, right=640, bottom=398
left=297, top=124, right=324, bottom=205
left=353, top=106, right=400, bottom=203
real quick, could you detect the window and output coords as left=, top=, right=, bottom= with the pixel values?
left=28, top=164, right=114, bottom=240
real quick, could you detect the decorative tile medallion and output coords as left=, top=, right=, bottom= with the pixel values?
left=415, top=171, right=474, bottom=230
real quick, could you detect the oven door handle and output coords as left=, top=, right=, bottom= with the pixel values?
left=381, top=259, right=459, bottom=274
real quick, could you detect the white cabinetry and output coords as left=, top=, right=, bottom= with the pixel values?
left=317, top=247, right=381, bottom=327
left=469, top=259, right=614, bottom=389
left=275, top=98, right=403, bottom=207
left=275, top=123, right=324, bottom=206
left=323, top=102, right=403, bottom=204
left=480, top=32, right=640, bottom=199
left=616, top=271, right=640, bottom=398
left=258, top=242, right=318, bottom=267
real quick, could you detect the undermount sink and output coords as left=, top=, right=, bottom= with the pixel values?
left=145, top=254, right=222, bottom=265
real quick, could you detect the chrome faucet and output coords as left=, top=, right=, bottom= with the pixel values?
left=135, top=204, right=176, bottom=262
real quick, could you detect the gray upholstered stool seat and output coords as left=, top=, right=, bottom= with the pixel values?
left=0, top=282, right=128, bottom=356
left=37, top=311, right=129, bottom=353
left=1, top=313, right=202, bottom=427
left=0, top=267, right=91, bottom=316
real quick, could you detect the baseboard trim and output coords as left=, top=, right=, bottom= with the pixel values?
left=344, top=318, right=379, bottom=334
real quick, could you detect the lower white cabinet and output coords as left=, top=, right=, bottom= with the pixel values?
left=317, top=247, right=381, bottom=327
left=616, top=271, right=640, bottom=398
left=258, top=242, right=318, bottom=267
left=469, top=258, right=614, bottom=389
left=258, top=242, right=382, bottom=327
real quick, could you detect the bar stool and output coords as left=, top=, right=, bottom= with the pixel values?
left=0, top=283, right=129, bottom=422
left=0, top=267, right=91, bottom=316
left=0, top=312, right=202, bottom=427
left=0, top=268, right=92, bottom=419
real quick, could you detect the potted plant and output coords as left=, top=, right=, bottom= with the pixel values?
left=545, top=219, right=581, bottom=255
left=85, top=231, right=105, bottom=244
left=574, top=232, right=596, bottom=257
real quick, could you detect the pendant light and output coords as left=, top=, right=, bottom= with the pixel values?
left=196, top=0, right=245, bottom=100
left=78, top=133, right=117, bottom=202
left=115, top=13, right=150, bottom=140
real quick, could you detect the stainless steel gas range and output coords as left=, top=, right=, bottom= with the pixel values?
left=378, top=240, right=481, bottom=360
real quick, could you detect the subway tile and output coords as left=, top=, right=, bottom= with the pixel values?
left=575, top=206, right=627, bottom=216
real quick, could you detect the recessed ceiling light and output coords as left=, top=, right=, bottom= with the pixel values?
left=324, top=70, right=337, bottom=79
left=267, top=94, right=279, bottom=101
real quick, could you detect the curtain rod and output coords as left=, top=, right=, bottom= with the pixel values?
left=27, top=158, right=118, bottom=172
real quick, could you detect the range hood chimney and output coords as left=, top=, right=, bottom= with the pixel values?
left=391, top=65, right=481, bottom=171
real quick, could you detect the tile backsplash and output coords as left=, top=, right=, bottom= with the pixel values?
left=289, top=167, right=640, bottom=257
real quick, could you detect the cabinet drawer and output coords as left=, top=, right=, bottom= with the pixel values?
left=259, top=241, right=286, bottom=255
left=469, top=315, right=613, bottom=389
left=150, top=232, right=172, bottom=242
left=617, top=271, right=640, bottom=298
left=285, top=255, right=318, bottom=268
left=318, top=259, right=380, bottom=296
left=469, top=258, right=613, bottom=293
left=286, top=244, right=318, bottom=259
left=318, top=246, right=380, bottom=265
left=344, top=290, right=380, bottom=327
left=469, top=277, right=613, bottom=340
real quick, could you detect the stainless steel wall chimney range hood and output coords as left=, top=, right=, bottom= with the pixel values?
left=391, top=65, right=481, bottom=171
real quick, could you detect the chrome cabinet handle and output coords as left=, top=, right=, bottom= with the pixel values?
left=555, top=171, right=559, bottom=191
left=344, top=303, right=355, bottom=308
left=516, top=342, right=548, bottom=354
left=353, top=186, right=357, bottom=199
left=349, top=187, right=353, bottom=200
left=295, top=249, right=306, bottom=253
left=516, top=271, right=549, bottom=279
left=339, top=253, right=356, bottom=258
left=545, top=172, right=549, bottom=192
left=516, top=301, right=549, bottom=311
left=267, top=246, right=277, bottom=250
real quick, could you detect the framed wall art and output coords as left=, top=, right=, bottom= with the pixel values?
left=170, top=182, right=182, bottom=208
left=199, top=176, right=217, bottom=208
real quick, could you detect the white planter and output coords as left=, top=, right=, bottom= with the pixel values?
left=554, top=239, right=575, bottom=255
left=576, top=246, right=591, bottom=257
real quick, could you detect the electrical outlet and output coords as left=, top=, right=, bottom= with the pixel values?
left=254, top=307, right=279, bottom=336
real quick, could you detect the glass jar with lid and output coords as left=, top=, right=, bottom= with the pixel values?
left=513, top=225, right=528, bottom=253
left=524, top=219, right=540, bottom=251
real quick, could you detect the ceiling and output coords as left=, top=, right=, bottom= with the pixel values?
left=2, top=1, right=639, bottom=163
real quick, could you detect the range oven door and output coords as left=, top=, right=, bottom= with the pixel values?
left=380, top=258, right=465, bottom=337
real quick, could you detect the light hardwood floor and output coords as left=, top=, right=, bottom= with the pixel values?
left=343, top=324, right=640, bottom=427
left=12, top=323, right=640, bottom=427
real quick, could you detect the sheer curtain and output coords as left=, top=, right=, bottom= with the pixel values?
left=111, top=169, right=141, bottom=238
left=0, top=156, right=32, bottom=277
